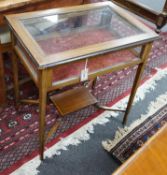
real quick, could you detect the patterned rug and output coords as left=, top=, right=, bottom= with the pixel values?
left=0, top=31, right=167, bottom=174
left=103, top=101, right=167, bottom=163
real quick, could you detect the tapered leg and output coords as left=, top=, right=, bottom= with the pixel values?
left=39, top=70, right=48, bottom=160
left=11, top=51, right=19, bottom=103
left=0, top=53, right=6, bottom=105
left=123, top=43, right=153, bottom=125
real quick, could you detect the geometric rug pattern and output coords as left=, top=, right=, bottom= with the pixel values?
left=110, top=103, right=167, bottom=163
left=0, top=32, right=167, bottom=174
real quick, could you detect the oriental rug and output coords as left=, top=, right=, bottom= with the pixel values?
left=102, top=93, right=167, bottom=163
left=13, top=58, right=167, bottom=175
left=0, top=31, right=167, bottom=175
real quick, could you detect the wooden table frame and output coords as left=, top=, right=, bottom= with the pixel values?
left=0, top=42, right=18, bottom=106
left=111, top=0, right=167, bottom=32
left=5, top=2, right=159, bottom=160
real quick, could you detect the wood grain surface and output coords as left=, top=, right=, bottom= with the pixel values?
left=113, top=123, right=167, bottom=175
left=0, top=0, right=83, bottom=12
left=50, top=87, right=97, bottom=116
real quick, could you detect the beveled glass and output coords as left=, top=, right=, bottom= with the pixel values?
left=21, top=6, right=143, bottom=56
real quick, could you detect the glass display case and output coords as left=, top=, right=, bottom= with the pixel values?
left=5, top=1, right=159, bottom=160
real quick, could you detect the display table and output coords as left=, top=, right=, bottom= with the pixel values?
left=5, top=1, right=159, bottom=160
left=0, top=0, right=84, bottom=106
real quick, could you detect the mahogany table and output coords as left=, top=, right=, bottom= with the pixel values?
left=5, top=1, right=159, bottom=160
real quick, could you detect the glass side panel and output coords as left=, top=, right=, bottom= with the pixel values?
left=52, top=49, right=138, bottom=84
left=21, top=6, right=143, bottom=56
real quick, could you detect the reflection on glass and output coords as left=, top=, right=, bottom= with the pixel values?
left=21, top=6, right=143, bottom=55
left=52, top=49, right=138, bottom=83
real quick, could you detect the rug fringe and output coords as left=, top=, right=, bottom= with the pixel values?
left=102, top=78, right=167, bottom=151
left=11, top=68, right=167, bottom=175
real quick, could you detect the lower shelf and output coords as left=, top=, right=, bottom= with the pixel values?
left=50, top=87, right=97, bottom=116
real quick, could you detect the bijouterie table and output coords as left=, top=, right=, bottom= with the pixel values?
left=5, top=1, right=159, bottom=160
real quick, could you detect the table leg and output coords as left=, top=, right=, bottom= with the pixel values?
left=11, top=51, right=20, bottom=103
left=123, top=43, right=153, bottom=125
left=39, top=70, right=48, bottom=160
left=0, top=53, right=6, bottom=106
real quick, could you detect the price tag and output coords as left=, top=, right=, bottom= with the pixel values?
left=80, top=68, right=88, bottom=82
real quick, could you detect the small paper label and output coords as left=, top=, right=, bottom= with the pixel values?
left=80, top=68, right=88, bottom=82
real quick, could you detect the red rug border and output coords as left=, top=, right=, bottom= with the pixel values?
left=0, top=66, right=162, bottom=175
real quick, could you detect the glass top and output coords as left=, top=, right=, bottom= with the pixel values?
left=21, top=6, right=143, bottom=56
